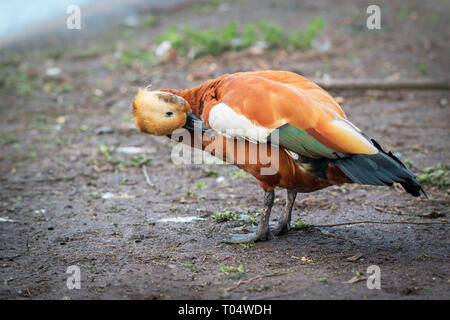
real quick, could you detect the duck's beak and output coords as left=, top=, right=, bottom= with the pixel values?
left=183, top=113, right=209, bottom=132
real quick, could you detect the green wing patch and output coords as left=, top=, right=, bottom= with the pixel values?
left=269, top=123, right=344, bottom=159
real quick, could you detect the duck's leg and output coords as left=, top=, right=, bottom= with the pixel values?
left=223, top=191, right=274, bottom=243
left=271, top=190, right=297, bottom=235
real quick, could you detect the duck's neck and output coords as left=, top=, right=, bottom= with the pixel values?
left=160, top=75, right=228, bottom=116
left=161, top=87, right=200, bottom=115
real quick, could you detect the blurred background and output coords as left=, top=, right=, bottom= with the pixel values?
left=1, top=0, right=449, bottom=87
left=0, top=0, right=448, bottom=300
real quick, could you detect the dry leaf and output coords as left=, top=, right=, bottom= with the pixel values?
left=347, top=253, right=363, bottom=262
left=56, top=116, right=66, bottom=124
left=344, top=275, right=367, bottom=284
left=334, top=96, right=345, bottom=103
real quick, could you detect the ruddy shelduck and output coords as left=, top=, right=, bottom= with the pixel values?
left=132, top=71, right=426, bottom=243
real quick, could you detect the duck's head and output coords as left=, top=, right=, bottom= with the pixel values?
left=132, top=88, right=191, bottom=136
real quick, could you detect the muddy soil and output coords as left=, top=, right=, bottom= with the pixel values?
left=0, top=0, right=449, bottom=299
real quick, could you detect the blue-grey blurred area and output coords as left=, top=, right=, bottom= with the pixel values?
left=0, top=0, right=188, bottom=48
left=0, top=0, right=91, bottom=37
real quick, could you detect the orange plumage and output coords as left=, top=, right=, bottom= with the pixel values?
left=133, top=70, right=426, bottom=242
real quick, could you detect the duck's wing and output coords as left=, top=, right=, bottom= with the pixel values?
left=206, top=73, right=378, bottom=159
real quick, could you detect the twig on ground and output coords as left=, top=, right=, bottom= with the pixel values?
left=226, top=270, right=296, bottom=292
left=416, top=198, right=449, bottom=203
left=293, top=220, right=448, bottom=229
left=5, top=176, right=77, bottom=183
left=142, top=164, right=156, bottom=189
left=313, top=79, right=450, bottom=90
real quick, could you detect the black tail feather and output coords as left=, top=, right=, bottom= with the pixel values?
left=332, top=139, right=427, bottom=198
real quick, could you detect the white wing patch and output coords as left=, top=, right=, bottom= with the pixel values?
left=208, top=103, right=274, bottom=143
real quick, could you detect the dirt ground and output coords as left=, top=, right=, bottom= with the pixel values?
left=0, top=0, right=449, bottom=299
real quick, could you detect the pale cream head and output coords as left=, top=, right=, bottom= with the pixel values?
left=132, top=89, right=191, bottom=136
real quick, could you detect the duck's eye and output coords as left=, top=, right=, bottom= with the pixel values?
left=165, top=111, right=174, bottom=117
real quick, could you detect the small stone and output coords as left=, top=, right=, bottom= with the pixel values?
left=313, top=39, right=331, bottom=52
left=322, top=73, right=331, bottom=84
left=249, top=41, right=268, bottom=55
left=93, top=89, right=104, bottom=97
left=45, top=67, right=61, bottom=77
left=95, top=126, right=114, bottom=135
left=216, top=176, right=226, bottom=183
left=101, top=192, right=114, bottom=200
left=155, top=40, right=172, bottom=57
left=116, top=146, right=143, bottom=154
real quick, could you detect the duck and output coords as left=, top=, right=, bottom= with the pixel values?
left=132, top=70, right=426, bottom=243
